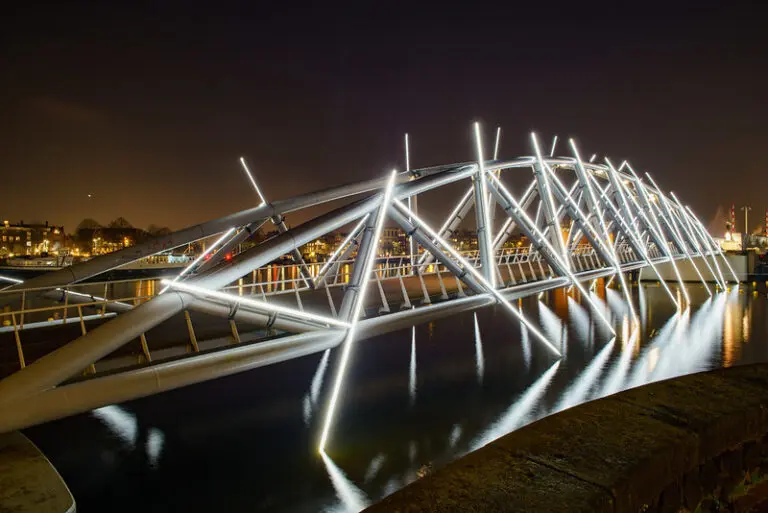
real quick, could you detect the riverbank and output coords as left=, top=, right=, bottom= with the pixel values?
left=365, top=363, right=768, bottom=512
left=0, top=431, right=75, bottom=512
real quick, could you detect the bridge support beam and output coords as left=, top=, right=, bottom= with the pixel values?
left=569, top=139, right=638, bottom=321
left=531, top=134, right=569, bottom=266
left=472, top=125, right=497, bottom=286
left=607, top=159, right=690, bottom=306
left=0, top=195, right=383, bottom=404
left=486, top=173, right=615, bottom=334
left=338, top=213, right=379, bottom=321
left=588, top=170, right=680, bottom=309
left=196, top=220, right=268, bottom=274
left=388, top=207, right=486, bottom=295
left=628, top=172, right=711, bottom=294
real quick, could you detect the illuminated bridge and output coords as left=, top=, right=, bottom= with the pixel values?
left=0, top=126, right=737, bottom=452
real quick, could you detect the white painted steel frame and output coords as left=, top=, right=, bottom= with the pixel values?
left=0, top=128, right=723, bottom=441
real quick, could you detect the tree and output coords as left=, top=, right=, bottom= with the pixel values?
left=76, top=218, right=101, bottom=232
left=147, top=224, right=172, bottom=236
left=108, top=217, right=133, bottom=229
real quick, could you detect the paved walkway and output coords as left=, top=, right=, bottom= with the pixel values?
left=0, top=431, right=75, bottom=512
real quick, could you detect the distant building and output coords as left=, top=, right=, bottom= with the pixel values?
left=0, top=220, right=65, bottom=257
left=302, top=238, right=328, bottom=261
left=452, top=229, right=478, bottom=251
left=380, top=227, right=406, bottom=256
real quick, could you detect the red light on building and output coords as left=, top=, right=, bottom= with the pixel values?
left=730, top=204, right=736, bottom=234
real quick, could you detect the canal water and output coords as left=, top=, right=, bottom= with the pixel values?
left=24, top=283, right=768, bottom=512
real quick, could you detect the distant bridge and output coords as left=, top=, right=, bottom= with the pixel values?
left=0, top=126, right=737, bottom=451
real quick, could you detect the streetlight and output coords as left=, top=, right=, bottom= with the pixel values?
left=741, top=206, right=752, bottom=250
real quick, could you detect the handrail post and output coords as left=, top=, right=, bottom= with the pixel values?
left=184, top=310, right=199, bottom=352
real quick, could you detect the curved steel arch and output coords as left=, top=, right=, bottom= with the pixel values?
left=0, top=126, right=735, bottom=441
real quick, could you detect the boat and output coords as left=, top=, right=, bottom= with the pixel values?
left=1, top=254, right=74, bottom=270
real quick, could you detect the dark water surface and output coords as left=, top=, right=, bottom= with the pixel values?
left=25, top=283, right=768, bottom=512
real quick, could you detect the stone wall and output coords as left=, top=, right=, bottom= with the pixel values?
left=364, top=363, right=768, bottom=512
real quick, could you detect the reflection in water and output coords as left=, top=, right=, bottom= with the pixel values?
left=588, top=291, right=611, bottom=325
left=650, top=293, right=727, bottom=383
left=364, top=453, right=386, bottom=484
left=605, top=288, right=629, bottom=321
left=93, top=405, right=165, bottom=468
left=311, top=349, right=332, bottom=406
left=554, top=337, right=616, bottom=413
left=302, top=396, right=312, bottom=426
left=473, top=314, right=484, bottom=384
left=321, top=451, right=369, bottom=513
left=722, top=287, right=750, bottom=368
left=471, top=360, right=561, bottom=450
left=538, top=301, right=566, bottom=355
left=92, top=405, right=137, bottom=448
left=449, top=424, right=462, bottom=448
left=599, top=320, right=638, bottom=397
left=409, top=327, right=416, bottom=406
left=567, top=296, right=590, bottom=346
left=520, top=323, right=531, bottom=369
left=724, top=293, right=738, bottom=366
left=647, top=347, right=660, bottom=374
left=538, top=301, right=568, bottom=357
left=625, top=310, right=684, bottom=390
left=305, top=348, right=332, bottom=424
left=31, top=284, right=768, bottom=513
left=147, top=428, right=164, bottom=467
left=382, top=478, right=401, bottom=500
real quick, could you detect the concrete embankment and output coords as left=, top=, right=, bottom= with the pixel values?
left=365, top=363, right=768, bottom=512
left=0, top=431, right=75, bottom=512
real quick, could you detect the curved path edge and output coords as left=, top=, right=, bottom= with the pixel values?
left=365, top=363, right=768, bottom=512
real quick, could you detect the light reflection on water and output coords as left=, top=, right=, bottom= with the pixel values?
left=408, top=327, right=417, bottom=406
left=472, top=313, right=484, bottom=384
left=24, top=283, right=768, bottom=513
left=470, top=360, right=561, bottom=451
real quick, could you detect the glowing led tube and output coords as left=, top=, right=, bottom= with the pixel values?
left=319, top=170, right=398, bottom=452
left=161, top=279, right=350, bottom=329
left=393, top=198, right=563, bottom=356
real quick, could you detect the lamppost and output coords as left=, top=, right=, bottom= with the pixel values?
left=741, top=206, right=752, bottom=250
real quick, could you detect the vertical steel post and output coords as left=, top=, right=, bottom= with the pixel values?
left=338, top=214, right=379, bottom=321
left=139, top=333, right=151, bottom=362
left=531, top=134, right=568, bottom=266
left=405, top=134, right=419, bottom=275
left=11, top=312, right=25, bottom=369
left=229, top=320, right=241, bottom=344
left=473, top=123, right=496, bottom=286
left=183, top=310, right=200, bottom=352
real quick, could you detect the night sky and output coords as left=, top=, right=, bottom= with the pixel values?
left=2, top=2, right=766, bottom=234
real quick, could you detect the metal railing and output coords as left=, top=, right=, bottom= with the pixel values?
left=0, top=243, right=636, bottom=374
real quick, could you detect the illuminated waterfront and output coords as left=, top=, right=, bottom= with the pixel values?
left=24, top=283, right=767, bottom=512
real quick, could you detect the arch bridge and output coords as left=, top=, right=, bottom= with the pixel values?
left=0, top=126, right=736, bottom=451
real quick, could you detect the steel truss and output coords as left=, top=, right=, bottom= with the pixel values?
left=0, top=126, right=731, bottom=448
